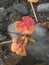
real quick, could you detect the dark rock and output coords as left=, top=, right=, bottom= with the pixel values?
left=0, top=7, right=7, bottom=21
left=34, top=23, right=47, bottom=37
left=26, top=23, right=49, bottom=64
left=8, top=12, right=21, bottom=25
left=37, top=3, right=49, bottom=12
left=13, top=3, right=29, bottom=15
left=0, top=34, right=7, bottom=41
left=0, top=0, right=13, bottom=8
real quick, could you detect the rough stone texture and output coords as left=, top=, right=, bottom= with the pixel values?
left=0, top=0, right=13, bottom=8
left=37, top=3, right=49, bottom=12
left=13, top=3, right=29, bottom=15
left=0, top=0, right=49, bottom=65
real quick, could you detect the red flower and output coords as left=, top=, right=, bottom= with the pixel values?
left=22, top=16, right=34, bottom=27
left=14, top=16, right=35, bottom=34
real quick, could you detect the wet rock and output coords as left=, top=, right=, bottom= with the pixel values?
left=13, top=3, right=29, bottom=15
left=37, top=3, right=49, bottom=12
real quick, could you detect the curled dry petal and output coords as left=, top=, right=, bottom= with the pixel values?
left=11, top=39, right=27, bottom=56
left=11, top=39, right=22, bottom=52
left=16, top=45, right=27, bottom=56
left=11, top=39, right=18, bottom=52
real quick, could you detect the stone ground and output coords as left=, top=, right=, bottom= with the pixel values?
left=0, top=0, right=49, bottom=65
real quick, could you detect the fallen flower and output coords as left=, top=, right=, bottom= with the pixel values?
left=11, top=16, right=35, bottom=56
left=14, top=16, right=35, bottom=34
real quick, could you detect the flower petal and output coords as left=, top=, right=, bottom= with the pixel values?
left=11, top=39, right=18, bottom=52
left=24, top=26, right=34, bottom=34
left=14, top=21, right=25, bottom=32
left=22, top=16, right=35, bottom=26
left=16, top=45, right=27, bottom=56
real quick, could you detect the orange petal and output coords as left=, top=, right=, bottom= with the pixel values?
left=11, top=39, right=20, bottom=52
left=11, top=39, right=23, bottom=52
left=16, top=45, right=27, bottom=56
left=11, top=42, right=18, bottom=52
left=14, top=21, right=25, bottom=32
left=24, top=26, right=34, bottom=35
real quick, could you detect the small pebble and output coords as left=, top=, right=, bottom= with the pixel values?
left=37, top=3, right=49, bottom=12
left=35, top=23, right=47, bottom=37
left=0, top=7, right=5, bottom=13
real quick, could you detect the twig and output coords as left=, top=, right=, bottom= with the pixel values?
left=0, top=41, right=12, bottom=45
left=30, top=2, right=38, bottom=22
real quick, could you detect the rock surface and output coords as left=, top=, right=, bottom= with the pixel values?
left=37, top=3, right=49, bottom=12
left=34, top=23, right=47, bottom=37
left=13, top=3, right=29, bottom=15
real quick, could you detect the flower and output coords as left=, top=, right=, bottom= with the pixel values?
left=22, top=16, right=35, bottom=34
left=14, top=16, right=35, bottom=34
left=11, top=16, right=35, bottom=56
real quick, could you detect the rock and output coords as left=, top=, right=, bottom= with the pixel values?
left=8, top=12, right=21, bottom=24
left=0, top=34, right=7, bottom=41
left=0, top=0, right=13, bottom=8
left=26, top=23, right=49, bottom=65
left=37, top=3, right=49, bottom=12
left=0, top=7, right=5, bottom=14
left=0, top=7, right=5, bottom=19
left=13, top=3, right=28, bottom=15
left=8, top=23, right=18, bottom=39
left=34, top=23, right=47, bottom=37
left=0, top=7, right=7, bottom=21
